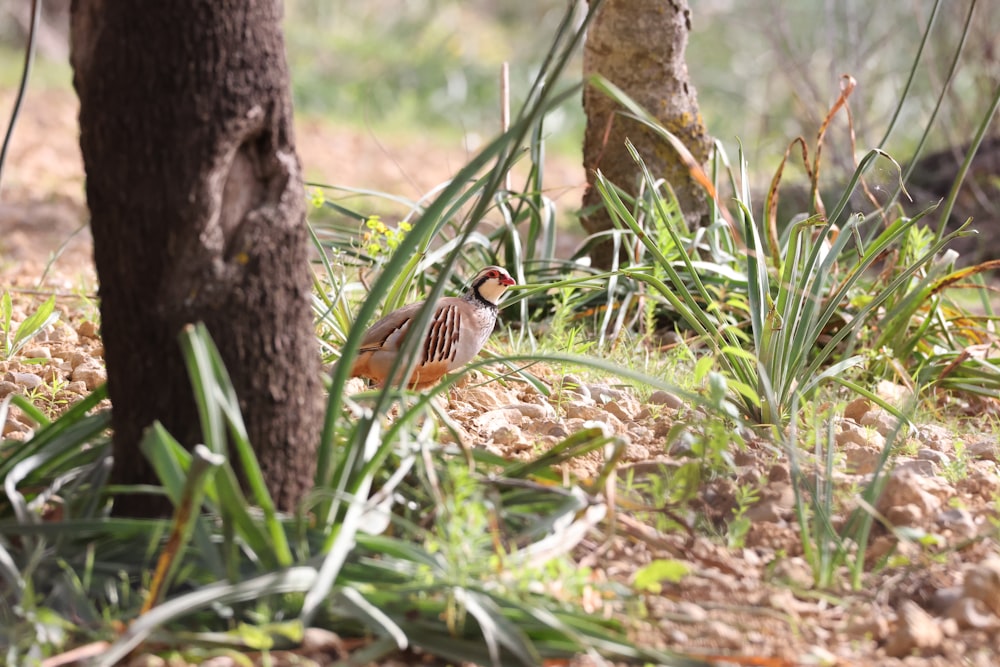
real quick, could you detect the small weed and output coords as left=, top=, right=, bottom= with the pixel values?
left=621, top=463, right=698, bottom=535
left=940, top=441, right=969, bottom=484
left=23, top=376, right=72, bottom=419
left=1, top=293, right=59, bottom=360
left=727, top=482, right=762, bottom=549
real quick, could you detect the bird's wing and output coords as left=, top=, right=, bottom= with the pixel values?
left=356, top=302, right=423, bottom=353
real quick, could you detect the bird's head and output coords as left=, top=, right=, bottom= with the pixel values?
left=471, top=266, right=516, bottom=305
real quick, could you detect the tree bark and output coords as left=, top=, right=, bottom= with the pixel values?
left=582, top=0, right=712, bottom=268
left=70, top=0, right=322, bottom=515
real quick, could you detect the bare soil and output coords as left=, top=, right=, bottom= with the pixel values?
left=4, top=87, right=1000, bottom=667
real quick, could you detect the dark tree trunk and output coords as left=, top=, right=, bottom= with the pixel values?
left=582, top=0, right=712, bottom=269
left=70, top=0, right=322, bottom=515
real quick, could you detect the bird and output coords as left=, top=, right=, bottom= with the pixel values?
left=349, top=266, right=516, bottom=390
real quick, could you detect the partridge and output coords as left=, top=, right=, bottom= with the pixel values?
left=349, top=266, right=516, bottom=390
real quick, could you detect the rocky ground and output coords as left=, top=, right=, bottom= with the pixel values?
left=4, top=87, right=1000, bottom=666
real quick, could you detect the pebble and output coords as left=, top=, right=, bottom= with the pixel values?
left=491, top=424, right=521, bottom=446
left=604, top=400, right=635, bottom=421
left=71, top=364, right=107, bottom=390
left=847, top=613, right=890, bottom=640
left=706, top=620, right=744, bottom=649
left=503, top=402, right=556, bottom=420
left=967, top=440, right=997, bottom=462
left=563, top=401, right=607, bottom=421
left=917, top=448, right=952, bottom=467
left=963, top=558, right=1000, bottom=616
left=876, top=380, right=912, bottom=404
left=745, top=495, right=792, bottom=524
left=648, top=389, right=683, bottom=409
left=7, top=371, right=43, bottom=390
left=623, top=443, right=650, bottom=461
left=22, top=346, right=51, bottom=359
left=461, top=386, right=506, bottom=409
left=66, top=380, right=87, bottom=394
left=860, top=408, right=899, bottom=436
left=300, top=626, right=344, bottom=655
left=587, top=383, right=628, bottom=403
left=837, top=420, right=886, bottom=449
left=561, top=375, right=590, bottom=399
left=843, top=397, right=871, bottom=422
left=547, top=424, right=568, bottom=438
left=473, top=408, right=523, bottom=433
left=877, top=470, right=950, bottom=526
left=771, top=556, right=814, bottom=589
left=917, top=424, right=952, bottom=451
left=198, top=657, right=237, bottom=667
left=947, top=596, right=998, bottom=630
left=885, top=600, right=944, bottom=657
left=894, top=458, right=939, bottom=477
left=46, top=324, right=78, bottom=344
left=676, top=600, right=709, bottom=622
left=842, top=442, right=883, bottom=475
left=961, top=465, right=1000, bottom=498
left=3, top=416, right=30, bottom=435
left=77, top=320, right=99, bottom=338
left=936, top=508, right=977, bottom=537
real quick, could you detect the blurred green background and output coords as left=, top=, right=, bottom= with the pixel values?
left=1, top=0, right=997, bottom=185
